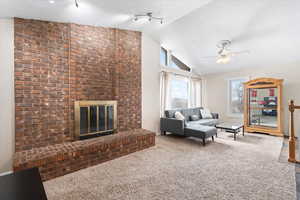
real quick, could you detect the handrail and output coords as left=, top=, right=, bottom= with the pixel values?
left=288, top=100, right=300, bottom=163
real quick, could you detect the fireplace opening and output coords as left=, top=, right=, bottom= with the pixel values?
left=75, top=101, right=117, bottom=139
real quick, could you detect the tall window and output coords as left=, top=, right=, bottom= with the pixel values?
left=170, top=55, right=191, bottom=72
left=160, top=46, right=200, bottom=113
left=169, top=76, right=189, bottom=109
left=160, top=47, right=191, bottom=72
left=162, top=74, right=201, bottom=110
left=160, top=47, right=168, bottom=66
left=228, top=78, right=247, bottom=116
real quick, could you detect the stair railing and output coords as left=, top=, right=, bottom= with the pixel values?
left=288, top=100, right=300, bottom=163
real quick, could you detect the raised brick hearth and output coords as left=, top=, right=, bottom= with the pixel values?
left=14, top=129, right=155, bottom=181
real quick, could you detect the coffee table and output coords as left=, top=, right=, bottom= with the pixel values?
left=215, top=122, right=244, bottom=140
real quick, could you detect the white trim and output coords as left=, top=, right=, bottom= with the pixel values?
left=0, top=18, right=15, bottom=174
left=0, top=171, right=13, bottom=176
left=227, top=77, right=249, bottom=118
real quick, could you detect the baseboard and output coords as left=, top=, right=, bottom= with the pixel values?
left=0, top=171, right=13, bottom=176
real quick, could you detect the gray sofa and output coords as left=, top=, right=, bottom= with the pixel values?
left=160, top=107, right=219, bottom=145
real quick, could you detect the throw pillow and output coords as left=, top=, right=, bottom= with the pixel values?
left=190, top=115, right=200, bottom=121
left=200, top=108, right=213, bottom=119
left=174, top=111, right=185, bottom=121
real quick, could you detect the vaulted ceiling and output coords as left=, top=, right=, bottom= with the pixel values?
left=157, top=0, right=300, bottom=74
left=1, top=0, right=300, bottom=74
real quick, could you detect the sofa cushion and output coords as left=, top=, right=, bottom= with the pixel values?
left=190, top=115, right=200, bottom=121
left=187, top=119, right=218, bottom=126
left=200, top=108, right=213, bottom=119
left=165, top=110, right=175, bottom=118
left=198, top=109, right=203, bottom=119
left=175, top=111, right=185, bottom=121
left=165, top=107, right=203, bottom=120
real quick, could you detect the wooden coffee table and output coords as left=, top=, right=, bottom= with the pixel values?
left=216, top=122, right=244, bottom=140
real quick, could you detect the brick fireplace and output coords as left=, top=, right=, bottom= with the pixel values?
left=14, top=18, right=142, bottom=152
left=13, top=18, right=155, bottom=180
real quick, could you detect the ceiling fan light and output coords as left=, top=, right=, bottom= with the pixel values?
left=223, top=56, right=230, bottom=63
left=216, top=55, right=230, bottom=64
left=216, top=58, right=223, bottom=64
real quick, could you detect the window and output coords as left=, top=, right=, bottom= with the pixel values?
left=160, top=47, right=168, bottom=66
left=170, top=55, right=191, bottom=72
left=169, top=76, right=189, bottom=109
left=160, top=72, right=202, bottom=114
left=228, top=78, right=247, bottom=116
left=160, top=46, right=191, bottom=72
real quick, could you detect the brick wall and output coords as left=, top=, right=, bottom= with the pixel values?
left=14, top=18, right=142, bottom=152
left=15, top=19, right=71, bottom=151
left=116, top=29, right=142, bottom=131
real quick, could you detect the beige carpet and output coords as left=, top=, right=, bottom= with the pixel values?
left=44, top=132, right=296, bottom=200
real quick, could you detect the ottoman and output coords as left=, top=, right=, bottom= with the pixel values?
left=184, top=125, right=217, bottom=146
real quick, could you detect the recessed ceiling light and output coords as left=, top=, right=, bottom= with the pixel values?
left=49, top=0, right=55, bottom=4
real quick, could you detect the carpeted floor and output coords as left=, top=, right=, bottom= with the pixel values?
left=44, top=132, right=296, bottom=200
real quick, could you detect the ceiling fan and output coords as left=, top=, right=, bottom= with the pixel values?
left=202, top=40, right=250, bottom=64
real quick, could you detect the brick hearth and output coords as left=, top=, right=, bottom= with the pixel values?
left=14, top=129, right=155, bottom=181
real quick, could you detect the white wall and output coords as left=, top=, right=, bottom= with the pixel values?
left=141, top=33, right=161, bottom=134
left=0, top=18, right=14, bottom=174
left=202, top=63, right=300, bottom=136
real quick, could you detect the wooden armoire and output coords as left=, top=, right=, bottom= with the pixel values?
left=243, top=78, right=283, bottom=136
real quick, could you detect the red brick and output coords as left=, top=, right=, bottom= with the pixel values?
left=13, top=129, right=155, bottom=181
left=14, top=18, right=142, bottom=152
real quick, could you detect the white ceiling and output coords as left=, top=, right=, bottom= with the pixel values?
left=158, top=0, right=300, bottom=74
left=1, top=0, right=300, bottom=74
left=0, top=0, right=210, bottom=33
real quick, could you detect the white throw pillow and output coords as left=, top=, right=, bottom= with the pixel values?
left=200, top=108, right=213, bottom=119
left=174, top=111, right=185, bottom=121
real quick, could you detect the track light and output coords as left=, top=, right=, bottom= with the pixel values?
left=133, top=12, right=164, bottom=24
left=75, top=0, right=79, bottom=8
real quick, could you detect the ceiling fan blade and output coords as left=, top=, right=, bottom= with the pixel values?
left=229, top=50, right=250, bottom=56
left=200, top=55, right=218, bottom=59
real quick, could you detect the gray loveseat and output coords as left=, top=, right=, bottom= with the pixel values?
left=160, top=107, right=219, bottom=145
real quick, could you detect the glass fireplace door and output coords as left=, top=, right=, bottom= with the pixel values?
left=75, top=101, right=117, bottom=138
